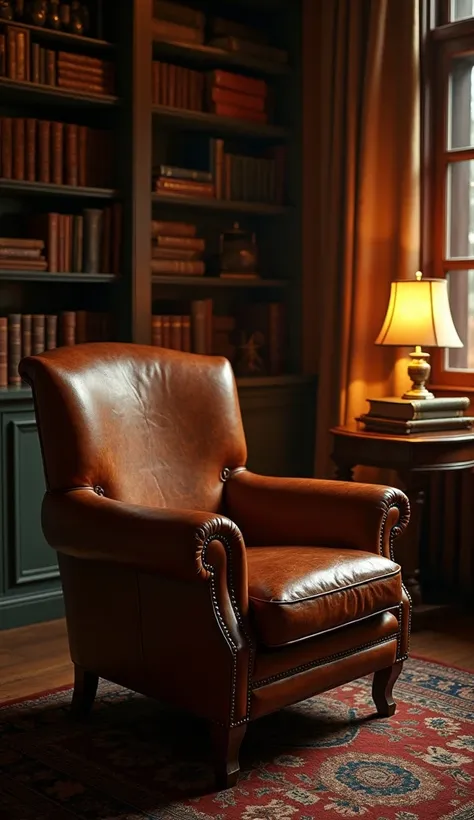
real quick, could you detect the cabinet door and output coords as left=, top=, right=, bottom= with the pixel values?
left=2, top=412, right=58, bottom=592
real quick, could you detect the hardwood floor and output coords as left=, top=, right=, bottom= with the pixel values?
left=1, top=614, right=473, bottom=704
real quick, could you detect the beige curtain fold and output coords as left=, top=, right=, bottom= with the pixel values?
left=313, top=0, right=421, bottom=477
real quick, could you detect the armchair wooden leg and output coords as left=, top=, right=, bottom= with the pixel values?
left=70, top=665, right=98, bottom=719
left=372, top=661, right=403, bottom=717
left=210, top=723, right=247, bottom=790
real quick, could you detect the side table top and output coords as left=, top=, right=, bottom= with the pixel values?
left=331, top=422, right=474, bottom=445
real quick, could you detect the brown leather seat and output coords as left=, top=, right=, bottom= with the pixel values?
left=19, top=343, right=411, bottom=792
left=247, top=547, right=402, bottom=647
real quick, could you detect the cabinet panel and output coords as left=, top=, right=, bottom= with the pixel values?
left=3, top=413, right=58, bottom=589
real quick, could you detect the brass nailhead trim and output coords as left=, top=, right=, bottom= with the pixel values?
left=251, top=633, right=398, bottom=689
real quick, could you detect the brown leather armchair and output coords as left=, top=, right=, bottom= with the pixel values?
left=20, top=343, right=411, bottom=790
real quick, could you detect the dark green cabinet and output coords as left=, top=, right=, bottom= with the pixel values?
left=0, top=376, right=316, bottom=630
left=0, top=395, right=63, bottom=630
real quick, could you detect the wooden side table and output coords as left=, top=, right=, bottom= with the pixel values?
left=331, top=423, right=474, bottom=625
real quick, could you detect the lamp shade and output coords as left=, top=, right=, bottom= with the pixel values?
left=375, top=275, right=463, bottom=348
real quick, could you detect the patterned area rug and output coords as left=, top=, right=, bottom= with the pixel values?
left=1, top=658, right=473, bottom=820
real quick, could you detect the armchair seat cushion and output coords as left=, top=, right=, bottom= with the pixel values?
left=247, top=546, right=402, bottom=648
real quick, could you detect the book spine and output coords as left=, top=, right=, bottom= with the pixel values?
left=61, top=311, right=76, bottom=346
left=13, top=117, right=25, bottom=181
left=156, top=235, right=205, bottom=251
left=210, top=85, right=266, bottom=113
left=46, top=50, right=56, bottom=86
left=51, top=121, right=64, bottom=185
left=158, top=165, right=213, bottom=183
left=156, top=178, right=215, bottom=197
left=72, top=215, right=84, bottom=273
left=8, top=314, right=21, bottom=385
left=151, top=315, right=163, bottom=347
left=170, top=315, right=182, bottom=350
left=6, top=28, right=16, bottom=80
left=38, top=120, right=51, bottom=184
left=0, top=317, right=7, bottom=387
left=21, top=314, right=32, bottom=358
left=212, top=102, right=268, bottom=123
left=211, top=69, right=267, bottom=98
left=75, top=310, right=88, bottom=343
left=45, top=314, right=57, bottom=350
left=83, top=209, right=103, bottom=273
left=25, top=118, right=36, bottom=182
left=151, top=259, right=205, bottom=275
left=32, top=314, right=45, bottom=354
left=1, top=117, right=13, bottom=179
left=151, top=221, right=196, bottom=237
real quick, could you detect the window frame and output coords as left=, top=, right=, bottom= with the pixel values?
left=426, top=0, right=474, bottom=389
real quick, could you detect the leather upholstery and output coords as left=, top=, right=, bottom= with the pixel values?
left=19, top=344, right=411, bottom=751
left=247, top=547, right=402, bottom=647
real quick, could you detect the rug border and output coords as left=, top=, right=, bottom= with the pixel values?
left=0, top=682, right=73, bottom=709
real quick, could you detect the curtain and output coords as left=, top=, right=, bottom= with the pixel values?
left=311, top=0, right=421, bottom=478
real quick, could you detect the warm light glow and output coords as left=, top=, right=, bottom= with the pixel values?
left=375, top=276, right=463, bottom=348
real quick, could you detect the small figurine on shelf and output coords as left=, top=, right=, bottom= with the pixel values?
left=0, top=1, right=14, bottom=21
left=219, top=222, right=259, bottom=278
left=234, top=331, right=266, bottom=377
left=26, top=0, right=47, bottom=25
left=46, top=0, right=61, bottom=29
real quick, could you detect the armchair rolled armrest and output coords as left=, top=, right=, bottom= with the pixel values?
left=42, top=489, right=248, bottom=612
left=225, top=470, right=410, bottom=560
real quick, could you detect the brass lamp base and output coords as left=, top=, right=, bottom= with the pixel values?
left=402, top=346, right=434, bottom=400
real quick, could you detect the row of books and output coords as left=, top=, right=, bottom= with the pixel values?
left=32, top=205, right=121, bottom=274
left=0, top=117, right=113, bottom=188
left=359, top=396, right=474, bottom=434
left=152, top=0, right=288, bottom=65
left=151, top=216, right=205, bottom=277
left=0, top=26, right=115, bottom=95
left=154, top=142, right=285, bottom=205
left=0, top=311, right=111, bottom=387
left=0, top=237, right=46, bottom=271
left=151, top=298, right=285, bottom=375
left=152, top=63, right=270, bottom=124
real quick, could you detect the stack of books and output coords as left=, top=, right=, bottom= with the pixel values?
left=359, top=396, right=474, bottom=434
left=151, top=219, right=206, bottom=276
left=153, top=164, right=215, bottom=201
left=207, top=69, right=268, bottom=124
left=0, top=238, right=47, bottom=271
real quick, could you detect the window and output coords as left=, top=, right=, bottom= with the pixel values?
left=427, top=1, right=474, bottom=385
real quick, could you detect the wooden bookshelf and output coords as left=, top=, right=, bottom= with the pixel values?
left=0, top=0, right=316, bottom=631
left=0, top=76, right=120, bottom=108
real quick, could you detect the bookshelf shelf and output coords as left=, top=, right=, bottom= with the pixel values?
left=151, top=192, right=288, bottom=215
left=152, top=105, right=287, bottom=140
left=152, top=37, right=290, bottom=76
left=0, top=272, right=116, bottom=283
left=151, top=274, right=288, bottom=288
left=0, top=19, right=115, bottom=53
left=0, top=77, right=119, bottom=108
left=0, top=180, right=117, bottom=199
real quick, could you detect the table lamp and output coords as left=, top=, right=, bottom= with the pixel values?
left=375, top=271, right=463, bottom=400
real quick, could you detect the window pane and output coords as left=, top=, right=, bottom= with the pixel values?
left=451, top=0, right=474, bottom=21
left=446, top=161, right=474, bottom=258
left=445, top=270, right=474, bottom=370
left=447, top=55, right=474, bottom=150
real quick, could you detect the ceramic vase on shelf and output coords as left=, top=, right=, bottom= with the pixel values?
left=0, top=0, right=14, bottom=21
left=26, top=0, right=47, bottom=25
left=46, top=0, right=61, bottom=29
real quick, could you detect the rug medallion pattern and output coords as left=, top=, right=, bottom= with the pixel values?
left=0, top=659, right=473, bottom=819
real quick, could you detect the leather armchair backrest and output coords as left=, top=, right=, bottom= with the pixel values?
left=20, top=343, right=247, bottom=511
